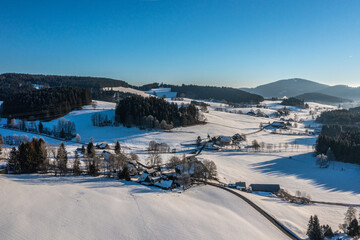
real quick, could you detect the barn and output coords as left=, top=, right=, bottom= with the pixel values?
left=249, top=184, right=280, bottom=192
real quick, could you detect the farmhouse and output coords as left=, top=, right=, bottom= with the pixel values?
left=271, top=121, right=286, bottom=129
left=214, top=136, right=233, bottom=146
left=249, top=184, right=280, bottom=193
left=229, top=182, right=246, bottom=190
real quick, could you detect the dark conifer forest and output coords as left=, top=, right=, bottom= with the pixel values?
left=316, top=109, right=360, bottom=165
left=280, top=97, right=308, bottom=108
left=115, top=96, right=204, bottom=129
left=1, top=87, right=92, bottom=120
left=0, top=73, right=128, bottom=90
left=138, top=83, right=264, bottom=104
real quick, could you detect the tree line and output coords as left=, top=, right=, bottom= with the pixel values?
left=317, top=109, right=360, bottom=126
left=1, top=86, right=91, bottom=120
left=115, top=96, right=204, bottom=129
left=316, top=108, right=360, bottom=165
left=0, top=73, right=128, bottom=89
left=137, top=83, right=264, bottom=104
left=316, top=125, right=360, bottom=165
left=281, top=97, right=308, bottom=108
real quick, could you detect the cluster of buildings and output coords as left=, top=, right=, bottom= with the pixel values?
left=137, top=156, right=209, bottom=190
left=145, top=88, right=177, bottom=99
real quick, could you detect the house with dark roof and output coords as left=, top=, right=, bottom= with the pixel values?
left=249, top=184, right=280, bottom=192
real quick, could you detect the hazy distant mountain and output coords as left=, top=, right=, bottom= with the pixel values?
left=319, top=85, right=360, bottom=99
left=240, top=78, right=329, bottom=98
left=295, top=92, right=351, bottom=104
left=241, top=78, right=360, bottom=101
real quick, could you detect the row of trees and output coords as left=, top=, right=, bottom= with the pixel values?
left=6, top=118, right=77, bottom=140
left=91, top=113, right=113, bottom=127
left=115, top=96, right=204, bottom=129
left=307, top=206, right=360, bottom=240
left=6, top=138, right=129, bottom=178
left=1, top=86, right=91, bottom=121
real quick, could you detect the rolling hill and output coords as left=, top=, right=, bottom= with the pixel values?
left=295, top=92, right=351, bottom=105
left=240, top=78, right=329, bottom=98
left=241, top=78, right=360, bottom=101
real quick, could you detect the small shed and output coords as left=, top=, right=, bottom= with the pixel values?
left=249, top=184, right=280, bottom=192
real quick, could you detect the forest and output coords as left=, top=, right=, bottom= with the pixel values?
left=280, top=97, right=308, bottom=108
left=1, top=87, right=92, bottom=121
left=138, top=83, right=264, bottom=104
left=115, top=96, right=204, bottom=129
left=0, top=73, right=128, bottom=89
left=316, top=125, right=360, bottom=165
left=316, top=109, right=360, bottom=126
left=316, top=109, right=360, bottom=164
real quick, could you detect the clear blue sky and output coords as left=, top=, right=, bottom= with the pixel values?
left=1, top=0, right=359, bottom=87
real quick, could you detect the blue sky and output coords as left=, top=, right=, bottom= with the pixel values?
left=1, top=0, right=359, bottom=87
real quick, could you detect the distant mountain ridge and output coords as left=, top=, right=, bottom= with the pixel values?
left=295, top=92, right=351, bottom=104
left=241, top=78, right=360, bottom=100
left=240, top=78, right=329, bottom=98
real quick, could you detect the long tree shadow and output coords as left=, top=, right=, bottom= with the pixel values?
left=250, top=152, right=360, bottom=195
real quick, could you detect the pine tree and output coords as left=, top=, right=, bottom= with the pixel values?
left=37, top=138, right=49, bottom=172
left=118, top=164, right=130, bottom=181
left=340, top=206, right=357, bottom=232
left=73, top=151, right=81, bottom=175
left=87, top=156, right=100, bottom=176
left=81, top=145, right=85, bottom=155
left=321, top=225, right=333, bottom=238
left=8, top=147, right=20, bottom=173
left=307, top=215, right=323, bottom=240
left=56, top=142, right=68, bottom=176
left=87, top=141, right=95, bottom=158
left=347, top=218, right=359, bottom=238
left=115, top=141, right=121, bottom=154
left=38, top=122, right=44, bottom=133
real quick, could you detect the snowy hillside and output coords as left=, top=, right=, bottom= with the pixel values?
left=1, top=98, right=359, bottom=239
left=0, top=176, right=288, bottom=240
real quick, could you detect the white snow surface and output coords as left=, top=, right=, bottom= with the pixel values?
left=1, top=99, right=359, bottom=239
left=103, top=86, right=150, bottom=97
left=0, top=175, right=288, bottom=240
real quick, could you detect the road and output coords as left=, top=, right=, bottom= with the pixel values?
left=204, top=181, right=301, bottom=240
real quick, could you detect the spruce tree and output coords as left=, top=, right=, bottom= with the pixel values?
left=321, top=225, right=333, bottom=238
left=8, top=147, right=20, bottom=173
left=87, top=141, right=95, bottom=158
left=307, top=215, right=323, bottom=240
left=118, top=164, right=131, bottom=181
left=115, top=141, right=121, bottom=154
left=73, top=151, right=81, bottom=175
left=347, top=218, right=359, bottom=238
left=81, top=145, right=85, bottom=155
left=56, top=142, right=68, bottom=176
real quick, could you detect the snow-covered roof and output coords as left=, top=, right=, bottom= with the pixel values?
left=216, top=136, right=232, bottom=143
left=154, top=180, right=173, bottom=189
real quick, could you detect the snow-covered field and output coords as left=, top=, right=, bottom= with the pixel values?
left=0, top=175, right=288, bottom=240
left=103, top=86, right=150, bottom=97
left=1, top=98, right=359, bottom=239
